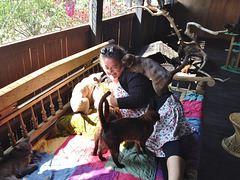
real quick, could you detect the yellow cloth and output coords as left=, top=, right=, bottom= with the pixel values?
left=46, top=110, right=99, bottom=140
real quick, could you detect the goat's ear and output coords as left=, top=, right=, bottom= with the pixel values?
left=126, top=54, right=135, bottom=61
left=122, top=54, right=135, bottom=68
left=14, top=136, right=31, bottom=150
left=121, top=54, right=127, bottom=65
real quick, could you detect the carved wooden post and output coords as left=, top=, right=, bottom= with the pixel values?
left=187, top=82, right=192, bottom=90
left=97, top=64, right=100, bottom=72
left=7, top=122, right=16, bottom=147
left=19, top=113, right=28, bottom=138
left=89, top=0, right=103, bottom=46
left=49, top=94, right=56, bottom=116
left=57, top=89, right=63, bottom=110
left=196, top=81, right=206, bottom=95
left=41, top=99, right=48, bottom=122
left=177, top=81, right=180, bottom=88
left=71, top=81, right=74, bottom=90
left=31, top=106, right=38, bottom=130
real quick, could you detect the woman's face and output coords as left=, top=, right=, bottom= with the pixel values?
left=101, top=57, right=123, bottom=82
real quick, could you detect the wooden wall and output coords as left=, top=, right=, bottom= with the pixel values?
left=102, top=13, right=135, bottom=50
left=173, top=0, right=240, bottom=40
left=0, top=14, right=136, bottom=89
left=0, top=25, right=89, bottom=89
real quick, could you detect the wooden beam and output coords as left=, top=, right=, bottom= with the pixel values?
left=173, top=72, right=216, bottom=87
left=0, top=40, right=114, bottom=112
left=89, top=0, right=103, bottom=46
left=131, top=0, right=144, bottom=49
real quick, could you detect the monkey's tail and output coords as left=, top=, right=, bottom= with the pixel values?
left=171, top=53, right=192, bottom=75
left=98, top=91, right=111, bottom=128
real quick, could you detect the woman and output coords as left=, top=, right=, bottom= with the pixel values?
left=99, top=45, right=195, bottom=180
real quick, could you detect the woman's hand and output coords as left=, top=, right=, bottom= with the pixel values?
left=109, top=93, right=118, bottom=107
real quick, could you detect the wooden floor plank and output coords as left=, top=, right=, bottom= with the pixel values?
left=198, top=38, right=240, bottom=180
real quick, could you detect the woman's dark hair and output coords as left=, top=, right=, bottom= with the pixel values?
left=100, top=45, right=126, bottom=64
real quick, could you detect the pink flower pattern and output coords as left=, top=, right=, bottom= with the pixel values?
left=112, top=82, right=196, bottom=157
left=112, top=82, right=148, bottom=118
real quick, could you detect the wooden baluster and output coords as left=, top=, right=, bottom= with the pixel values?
left=177, top=81, right=180, bottom=88
left=79, top=74, right=84, bottom=83
left=41, top=99, right=48, bottom=122
left=187, top=82, right=192, bottom=90
left=97, top=64, right=100, bottom=72
left=225, top=35, right=236, bottom=68
left=67, top=72, right=71, bottom=87
left=235, top=50, right=240, bottom=71
left=196, top=81, right=206, bottom=95
left=94, top=66, right=98, bottom=72
left=57, top=89, right=63, bottom=110
left=71, top=81, right=74, bottom=90
left=77, top=76, right=80, bottom=83
left=230, top=52, right=238, bottom=68
left=7, top=122, right=16, bottom=147
left=31, top=106, right=38, bottom=130
left=19, top=113, right=28, bottom=138
left=0, top=142, right=3, bottom=157
left=49, top=94, right=56, bottom=116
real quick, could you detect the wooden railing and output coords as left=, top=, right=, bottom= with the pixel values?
left=0, top=25, right=89, bottom=89
left=0, top=40, right=114, bottom=156
left=0, top=13, right=135, bottom=89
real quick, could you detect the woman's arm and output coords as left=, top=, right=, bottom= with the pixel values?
left=117, top=72, right=155, bottom=109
